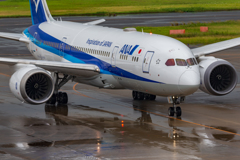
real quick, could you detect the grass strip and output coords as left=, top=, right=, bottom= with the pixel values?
left=134, top=20, right=240, bottom=44
left=1, top=0, right=240, bottom=17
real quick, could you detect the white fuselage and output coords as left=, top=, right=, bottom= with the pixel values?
left=25, top=21, right=200, bottom=97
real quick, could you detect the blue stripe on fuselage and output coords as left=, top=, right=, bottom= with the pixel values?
left=25, top=24, right=163, bottom=84
left=130, top=45, right=139, bottom=55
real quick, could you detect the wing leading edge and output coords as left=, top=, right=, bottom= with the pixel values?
left=0, top=57, right=100, bottom=78
left=191, top=37, right=240, bottom=58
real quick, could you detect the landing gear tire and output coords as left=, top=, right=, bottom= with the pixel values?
left=57, top=92, right=68, bottom=104
left=137, top=92, right=144, bottom=100
left=168, top=107, right=174, bottom=116
left=176, top=106, right=182, bottom=117
left=168, top=96, right=183, bottom=117
left=46, top=73, right=73, bottom=105
left=46, top=94, right=57, bottom=105
left=144, top=93, right=150, bottom=100
left=149, top=95, right=156, bottom=101
left=132, top=91, right=138, bottom=100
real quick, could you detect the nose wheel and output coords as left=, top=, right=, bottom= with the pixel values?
left=168, top=96, right=183, bottom=117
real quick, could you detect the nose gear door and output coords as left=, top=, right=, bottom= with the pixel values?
left=142, top=51, right=154, bottom=73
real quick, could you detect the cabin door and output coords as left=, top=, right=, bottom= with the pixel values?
left=111, top=46, right=119, bottom=66
left=31, top=32, right=42, bottom=59
left=59, top=37, right=67, bottom=59
left=142, top=51, right=154, bottom=73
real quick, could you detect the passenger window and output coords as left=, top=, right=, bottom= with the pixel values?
left=176, top=59, right=187, bottom=66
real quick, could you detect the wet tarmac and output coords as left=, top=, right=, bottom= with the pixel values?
left=0, top=12, right=240, bottom=160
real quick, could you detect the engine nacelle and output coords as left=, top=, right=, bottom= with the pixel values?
left=9, top=67, right=54, bottom=104
left=198, top=56, right=238, bottom=96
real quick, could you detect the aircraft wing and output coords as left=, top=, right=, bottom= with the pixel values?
left=84, top=19, right=106, bottom=25
left=0, top=32, right=30, bottom=43
left=191, top=37, right=240, bottom=58
left=0, top=57, right=100, bottom=77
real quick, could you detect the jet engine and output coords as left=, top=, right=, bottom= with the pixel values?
left=198, top=56, right=238, bottom=96
left=9, top=67, right=54, bottom=104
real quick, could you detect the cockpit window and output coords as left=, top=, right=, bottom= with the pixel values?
left=186, top=58, right=195, bottom=66
left=165, top=59, right=175, bottom=66
left=176, top=59, right=187, bottom=66
left=193, top=58, right=198, bottom=65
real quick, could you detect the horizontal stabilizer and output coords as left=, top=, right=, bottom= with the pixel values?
left=192, top=37, right=240, bottom=57
left=0, top=32, right=30, bottom=43
left=84, top=19, right=106, bottom=25
left=0, top=58, right=100, bottom=78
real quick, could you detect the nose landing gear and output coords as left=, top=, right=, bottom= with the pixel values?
left=168, top=96, right=184, bottom=117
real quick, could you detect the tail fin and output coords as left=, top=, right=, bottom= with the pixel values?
left=29, top=0, right=55, bottom=25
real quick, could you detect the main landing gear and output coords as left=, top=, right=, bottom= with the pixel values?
left=132, top=91, right=156, bottom=101
left=47, top=73, right=73, bottom=105
left=168, top=96, right=184, bottom=117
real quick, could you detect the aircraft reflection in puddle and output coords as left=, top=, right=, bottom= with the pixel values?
left=44, top=102, right=238, bottom=147
left=45, top=103, right=68, bottom=116
left=133, top=100, right=238, bottom=143
left=168, top=115, right=237, bottom=142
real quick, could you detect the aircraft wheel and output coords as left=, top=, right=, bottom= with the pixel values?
left=144, top=93, right=150, bottom=100
left=176, top=107, right=182, bottom=117
left=58, top=92, right=68, bottom=104
left=137, top=92, right=144, bottom=100
left=62, top=92, right=68, bottom=104
left=132, top=91, right=138, bottom=100
left=168, top=107, right=174, bottom=117
left=149, top=95, right=156, bottom=100
left=46, top=94, right=56, bottom=105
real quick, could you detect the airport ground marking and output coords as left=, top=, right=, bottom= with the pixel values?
left=0, top=54, right=31, bottom=56
left=72, top=83, right=240, bottom=137
left=73, top=83, right=91, bottom=98
left=0, top=73, right=10, bottom=77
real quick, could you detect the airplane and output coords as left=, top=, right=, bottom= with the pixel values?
left=0, top=0, right=238, bottom=117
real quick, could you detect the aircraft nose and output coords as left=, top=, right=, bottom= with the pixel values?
left=178, top=71, right=200, bottom=95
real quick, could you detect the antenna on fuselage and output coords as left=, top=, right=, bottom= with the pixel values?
left=60, top=17, right=62, bottom=21
left=142, top=28, right=144, bottom=34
